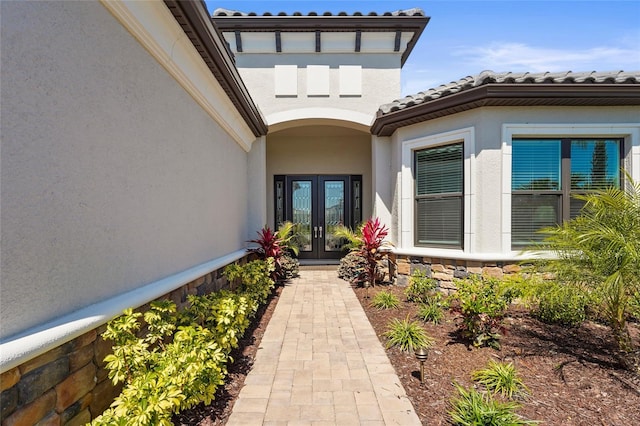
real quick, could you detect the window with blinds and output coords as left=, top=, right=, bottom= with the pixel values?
left=414, top=143, right=463, bottom=248
left=511, top=138, right=621, bottom=248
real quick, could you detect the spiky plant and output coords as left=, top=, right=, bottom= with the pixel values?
left=371, top=290, right=400, bottom=310
left=449, top=383, right=537, bottom=426
left=383, top=316, right=434, bottom=352
left=417, top=299, right=445, bottom=324
left=539, top=173, right=640, bottom=370
left=472, top=360, right=530, bottom=399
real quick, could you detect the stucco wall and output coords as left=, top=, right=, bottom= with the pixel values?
left=265, top=126, right=372, bottom=227
left=236, top=54, right=401, bottom=120
left=0, top=1, right=251, bottom=339
left=389, top=105, right=640, bottom=259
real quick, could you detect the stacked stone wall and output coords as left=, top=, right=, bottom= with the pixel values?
left=390, top=254, right=526, bottom=293
left=0, top=259, right=242, bottom=426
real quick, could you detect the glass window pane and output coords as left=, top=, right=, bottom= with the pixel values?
left=292, top=180, right=312, bottom=252
left=512, top=194, right=560, bottom=247
left=570, top=139, right=620, bottom=190
left=512, top=140, right=561, bottom=190
left=416, top=143, right=463, bottom=195
left=324, top=181, right=345, bottom=252
left=416, top=197, right=462, bottom=247
left=352, top=179, right=362, bottom=228
left=275, top=180, right=284, bottom=227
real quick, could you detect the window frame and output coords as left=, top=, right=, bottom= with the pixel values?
left=414, top=142, right=465, bottom=249
left=511, top=138, right=623, bottom=248
left=502, top=123, right=639, bottom=252
left=400, top=127, right=475, bottom=254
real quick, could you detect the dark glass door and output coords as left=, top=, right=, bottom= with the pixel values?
left=275, top=175, right=362, bottom=260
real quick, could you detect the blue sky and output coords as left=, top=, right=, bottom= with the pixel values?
left=204, top=1, right=640, bottom=96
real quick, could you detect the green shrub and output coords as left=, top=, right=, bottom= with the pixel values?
left=539, top=176, right=640, bottom=359
left=383, top=316, right=434, bottom=352
left=449, top=384, right=537, bottom=426
left=417, top=294, right=449, bottom=324
left=534, top=282, right=588, bottom=326
left=223, top=258, right=275, bottom=306
left=451, top=275, right=513, bottom=349
left=92, top=259, right=274, bottom=425
left=472, top=360, right=529, bottom=399
left=97, top=306, right=228, bottom=425
left=405, top=270, right=438, bottom=303
left=627, top=290, right=640, bottom=322
left=371, top=290, right=400, bottom=310
left=497, top=274, right=526, bottom=305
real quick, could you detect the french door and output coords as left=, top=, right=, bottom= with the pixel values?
left=275, top=175, right=362, bottom=260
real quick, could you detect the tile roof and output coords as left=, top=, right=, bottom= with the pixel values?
left=379, top=70, right=640, bottom=115
left=212, top=8, right=425, bottom=17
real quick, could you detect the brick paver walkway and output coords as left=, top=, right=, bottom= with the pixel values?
left=226, top=267, right=421, bottom=425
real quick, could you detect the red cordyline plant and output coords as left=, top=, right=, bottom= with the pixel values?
left=248, top=226, right=283, bottom=281
left=335, top=218, right=391, bottom=286
left=249, top=226, right=283, bottom=260
left=248, top=222, right=299, bottom=281
left=358, top=218, right=391, bottom=287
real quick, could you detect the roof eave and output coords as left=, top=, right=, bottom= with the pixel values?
left=212, top=15, right=430, bottom=67
left=164, top=0, right=267, bottom=137
left=371, top=84, right=640, bottom=136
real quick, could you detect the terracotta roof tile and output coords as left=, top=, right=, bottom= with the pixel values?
left=379, top=70, right=640, bottom=115
left=212, top=8, right=425, bottom=17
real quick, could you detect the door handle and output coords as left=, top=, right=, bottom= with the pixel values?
left=314, top=226, right=318, bottom=238
left=319, top=226, right=323, bottom=238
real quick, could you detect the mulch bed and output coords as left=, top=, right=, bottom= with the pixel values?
left=353, top=283, right=640, bottom=426
left=175, top=277, right=640, bottom=425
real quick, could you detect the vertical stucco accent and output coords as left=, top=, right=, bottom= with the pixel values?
left=372, top=136, right=393, bottom=232
left=248, top=136, right=268, bottom=237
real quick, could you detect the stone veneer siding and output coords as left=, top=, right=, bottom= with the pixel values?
left=0, top=258, right=246, bottom=426
left=390, top=254, right=525, bottom=293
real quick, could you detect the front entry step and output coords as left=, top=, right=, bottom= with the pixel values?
left=298, top=259, right=340, bottom=269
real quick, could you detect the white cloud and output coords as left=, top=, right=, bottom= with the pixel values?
left=401, top=39, right=640, bottom=96
left=454, top=42, right=640, bottom=74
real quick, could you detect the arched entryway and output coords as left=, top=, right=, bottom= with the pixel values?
left=266, top=123, right=372, bottom=260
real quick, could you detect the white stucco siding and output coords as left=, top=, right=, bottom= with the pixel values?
left=236, top=54, right=401, bottom=119
left=389, top=105, right=640, bottom=260
left=0, top=2, right=250, bottom=339
left=265, top=126, right=372, bottom=227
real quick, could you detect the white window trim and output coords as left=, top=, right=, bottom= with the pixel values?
left=501, top=123, right=640, bottom=254
left=400, top=127, right=475, bottom=257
